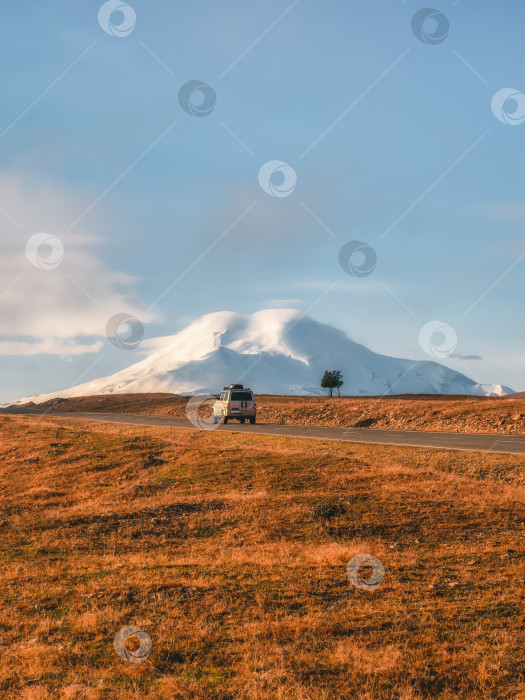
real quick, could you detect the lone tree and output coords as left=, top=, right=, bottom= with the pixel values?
left=321, top=370, right=344, bottom=397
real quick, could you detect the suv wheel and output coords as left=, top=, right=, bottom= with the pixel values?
left=239, top=418, right=245, bottom=424
left=223, top=416, right=228, bottom=425
left=249, top=417, right=256, bottom=425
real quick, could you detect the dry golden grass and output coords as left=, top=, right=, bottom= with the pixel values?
left=0, top=414, right=524, bottom=698
left=28, top=392, right=525, bottom=435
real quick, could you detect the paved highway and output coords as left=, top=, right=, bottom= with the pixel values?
left=3, top=408, right=525, bottom=455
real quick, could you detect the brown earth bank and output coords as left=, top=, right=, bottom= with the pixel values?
left=0, top=414, right=524, bottom=698
left=19, top=392, right=525, bottom=435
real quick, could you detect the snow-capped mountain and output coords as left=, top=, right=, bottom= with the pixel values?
left=17, top=309, right=513, bottom=402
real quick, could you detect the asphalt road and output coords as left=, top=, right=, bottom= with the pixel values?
left=3, top=408, right=525, bottom=455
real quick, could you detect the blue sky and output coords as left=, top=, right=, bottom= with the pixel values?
left=1, top=0, right=524, bottom=401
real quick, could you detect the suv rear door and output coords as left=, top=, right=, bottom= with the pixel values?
left=228, top=390, right=254, bottom=415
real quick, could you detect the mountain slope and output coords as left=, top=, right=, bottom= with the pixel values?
left=17, top=309, right=513, bottom=402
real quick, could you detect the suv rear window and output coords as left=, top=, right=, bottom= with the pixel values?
left=230, top=392, right=252, bottom=401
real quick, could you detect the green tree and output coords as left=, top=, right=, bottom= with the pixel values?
left=332, top=370, right=344, bottom=397
left=321, top=370, right=333, bottom=396
left=321, top=370, right=344, bottom=397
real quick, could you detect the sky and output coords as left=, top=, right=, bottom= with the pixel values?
left=1, top=0, right=524, bottom=401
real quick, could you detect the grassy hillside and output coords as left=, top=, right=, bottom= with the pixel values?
left=22, top=392, right=525, bottom=435
left=0, top=414, right=524, bottom=698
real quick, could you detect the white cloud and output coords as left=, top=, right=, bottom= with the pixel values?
left=266, top=299, right=304, bottom=306
left=0, top=339, right=103, bottom=356
left=0, top=172, right=158, bottom=355
left=284, top=278, right=386, bottom=292
left=483, top=204, right=525, bottom=224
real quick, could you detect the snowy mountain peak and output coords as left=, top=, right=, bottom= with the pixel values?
left=16, top=309, right=513, bottom=403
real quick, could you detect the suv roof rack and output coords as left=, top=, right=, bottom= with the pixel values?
left=221, top=384, right=253, bottom=391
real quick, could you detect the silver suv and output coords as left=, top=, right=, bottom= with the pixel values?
left=213, top=384, right=256, bottom=424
